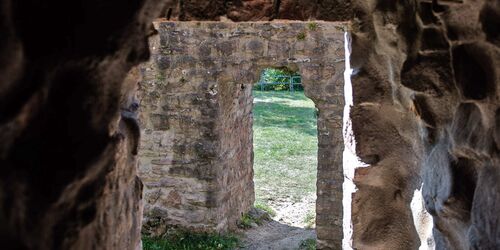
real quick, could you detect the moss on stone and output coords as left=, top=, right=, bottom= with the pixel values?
left=297, top=32, right=307, bottom=40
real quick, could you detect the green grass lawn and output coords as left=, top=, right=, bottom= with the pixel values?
left=253, top=90, right=318, bottom=204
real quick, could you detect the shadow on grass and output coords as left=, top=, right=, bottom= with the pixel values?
left=253, top=101, right=317, bottom=137
left=253, top=90, right=310, bottom=102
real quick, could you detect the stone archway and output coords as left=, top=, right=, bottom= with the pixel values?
left=137, top=20, right=347, bottom=248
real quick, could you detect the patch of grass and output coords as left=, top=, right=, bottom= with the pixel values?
left=307, top=22, right=318, bottom=31
left=299, top=238, right=316, bottom=250
left=238, top=210, right=269, bottom=229
left=303, top=210, right=316, bottom=229
left=238, top=213, right=255, bottom=229
left=255, top=202, right=277, bottom=217
left=297, top=32, right=307, bottom=40
left=253, top=91, right=317, bottom=203
left=142, top=231, right=240, bottom=250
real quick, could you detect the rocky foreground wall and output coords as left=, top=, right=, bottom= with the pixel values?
left=348, top=0, right=500, bottom=249
left=0, top=0, right=167, bottom=249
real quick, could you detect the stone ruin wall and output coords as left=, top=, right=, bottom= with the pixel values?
left=137, top=21, right=347, bottom=248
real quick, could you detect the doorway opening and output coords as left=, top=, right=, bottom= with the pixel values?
left=245, top=67, right=318, bottom=248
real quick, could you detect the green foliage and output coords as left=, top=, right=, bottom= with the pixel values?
left=238, top=213, right=255, bottom=229
left=142, top=231, right=240, bottom=250
left=262, top=68, right=299, bottom=83
left=255, top=203, right=277, bottom=217
left=307, top=22, right=318, bottom=31
left=297, top=32, right=307, bottom=40
left=255, top=68, right=301, bottom=91
left=299, top=238, right=316, bottom=250
left=258, top=83, right=288, bottom=91
left=238, top=210, right=269, bottom=229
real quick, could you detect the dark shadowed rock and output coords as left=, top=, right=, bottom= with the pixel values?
left=0, top=0, right=167, bottom=249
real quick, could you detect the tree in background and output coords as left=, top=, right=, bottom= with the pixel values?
left=257, top=68, right=302, bottom=91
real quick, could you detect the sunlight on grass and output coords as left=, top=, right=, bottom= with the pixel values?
left=253, top=91, right=318, bottom=203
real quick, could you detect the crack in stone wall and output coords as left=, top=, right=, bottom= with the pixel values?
left=137, top=21, right=347, bottom=248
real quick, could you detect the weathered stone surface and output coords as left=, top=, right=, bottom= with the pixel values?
left=227, top=0, right=276, bottom=21
left=137, top=21, right=346, bottom=247
left=346, top=0, right=500, bottom=249
left=157, top=0, right=353, bottom=21
left=0, top=0, right=167, bottom=249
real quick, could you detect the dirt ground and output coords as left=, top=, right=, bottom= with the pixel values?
left=240, top=220, right=315, bottom=250
left=240, top=194, right=317, bottom=249
left=269, top=194, right=316, bottom=228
